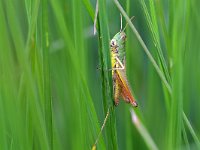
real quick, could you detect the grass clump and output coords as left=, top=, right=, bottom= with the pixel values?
left=0, top=0, right=200, bottom=149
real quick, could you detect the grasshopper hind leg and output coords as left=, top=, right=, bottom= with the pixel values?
left=114, top=79, right=121, bottom=106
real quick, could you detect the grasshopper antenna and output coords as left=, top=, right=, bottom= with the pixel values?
left=122, top=16, right=135, bottom=32
left=120, top=13, right=123, bottom=32
left=93, top=0, right=98, bottom=35
left=92, top=107, right=111, bottom=150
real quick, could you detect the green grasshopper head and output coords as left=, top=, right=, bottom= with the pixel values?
left=110, top=31, right=126, bottom=49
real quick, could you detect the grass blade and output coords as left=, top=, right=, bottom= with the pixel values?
left=98, top=0, right=118, bottom=149
left=130, top=108, right=158, bottom=150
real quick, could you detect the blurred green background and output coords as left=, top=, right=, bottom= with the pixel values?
left=0, top=0, right=200, bottom=149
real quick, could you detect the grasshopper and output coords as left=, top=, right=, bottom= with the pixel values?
left=110, top=15, right=138, bottom=107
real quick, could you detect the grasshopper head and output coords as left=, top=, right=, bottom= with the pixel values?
left=110, top=31, right=126, bottom=47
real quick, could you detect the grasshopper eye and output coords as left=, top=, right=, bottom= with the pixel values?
left=110, top=39, right=117, bottom=47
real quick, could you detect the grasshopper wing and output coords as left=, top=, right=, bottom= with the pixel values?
left=116, top=70, right=138, bottom=107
